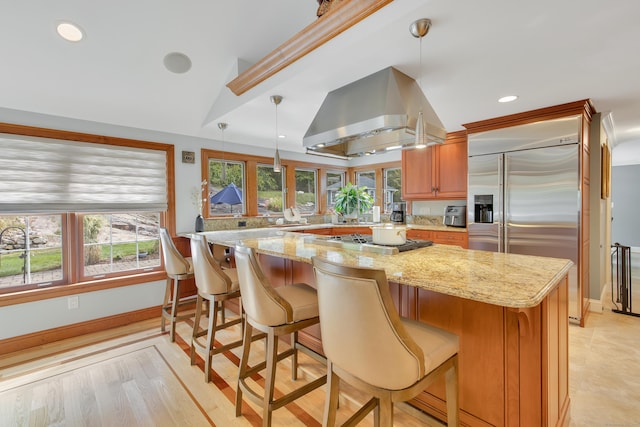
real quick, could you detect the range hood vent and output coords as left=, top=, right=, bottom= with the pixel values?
left=303, top=67, right=446, bottom=157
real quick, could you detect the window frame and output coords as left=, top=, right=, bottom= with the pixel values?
left=0, top=123, right=173, bottom=307
left=325, top=170, right=345, bottom=211
left=201, top=148, right=349, bottom=218
left=256, top=163, right=286, bottom=216
left=206, top=157, right=247, bottom=216
left=383, top=167, right=402, bottom=214
left=350, top=161, right=402, bottom=213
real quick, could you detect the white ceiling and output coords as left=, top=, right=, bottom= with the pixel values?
left=3, top=0, right=640, bottom=165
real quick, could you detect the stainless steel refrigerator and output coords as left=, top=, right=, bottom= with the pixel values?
left=467, top=115, right=582, bottom=322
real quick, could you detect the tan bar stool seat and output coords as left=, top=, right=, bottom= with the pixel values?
left=234, top=245, right=327, bottom=427
left=159, top=227, right=195, bottom=342
left=189, top=234, right=244, bottom=383
left=312, top=256, right=460, bottom=427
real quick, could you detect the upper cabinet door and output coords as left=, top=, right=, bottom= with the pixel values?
left=436, top=139, right=467, bottom=198
left=401, top=131, right=468, bottom=200
left=401, top=145, right=435, bottom=199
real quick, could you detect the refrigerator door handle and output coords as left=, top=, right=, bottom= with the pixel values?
left=498, top=154, right=504, bottom=253
left=502, top=154, right=508, bottom=253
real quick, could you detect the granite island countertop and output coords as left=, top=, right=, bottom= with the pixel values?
left=198, top=229, right=572, bottom=309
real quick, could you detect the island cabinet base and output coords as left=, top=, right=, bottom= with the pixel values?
left=253, top=254, right=569, bottom=427
left=389, top=278, right=570, bottom=427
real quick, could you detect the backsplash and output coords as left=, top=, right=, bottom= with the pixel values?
left=200, top=213, right=443, bottom=231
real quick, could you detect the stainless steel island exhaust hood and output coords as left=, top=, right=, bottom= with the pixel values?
left=303, top=67, right=446, bottom=158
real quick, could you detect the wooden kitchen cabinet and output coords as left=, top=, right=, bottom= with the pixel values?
left=401, top=130, right=467, bottom=200
left=432, top=230, right=468, bottom=248
left=331, top=226, right=371, bottom=235
left=408, top=229, right=468, bottom=248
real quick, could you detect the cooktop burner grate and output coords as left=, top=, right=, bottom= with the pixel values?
left=326, top=234, right=432, bottom=252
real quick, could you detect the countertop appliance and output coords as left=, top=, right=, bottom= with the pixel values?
left=390, top=201, right=406, bottom=224
left=467, top=115, right=582, bottom=323
left=443, top=206, right=466, bottom=227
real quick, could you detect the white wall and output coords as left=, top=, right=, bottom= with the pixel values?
left=611, top=164, right=640, bottom=247
left=0, top=281, right=165, bottom=340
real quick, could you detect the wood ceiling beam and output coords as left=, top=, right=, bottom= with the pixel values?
left=226, top=0, right=393, bottom=96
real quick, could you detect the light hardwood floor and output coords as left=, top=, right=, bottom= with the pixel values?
left=1, top=304, right=639, bottom=426
left=0, top=315, right=438, bottom=426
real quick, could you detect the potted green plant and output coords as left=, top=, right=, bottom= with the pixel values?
left=333, top=182, right=374, bottom=218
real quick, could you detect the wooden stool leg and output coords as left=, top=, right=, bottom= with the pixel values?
left=169, top=277, right=181, bottom=342
left=236, top=322, right=254, bottom=417
left=263, top=330, right=279, bottom=427
left=291, top=330, right=298, bottom=381
left=375, top=393, right=392, bottom=427
left=323, top=361, right=340, bottom=427
left=204, top=299, right=219, bottom=383
left=445, top=356, right=459, bottom=426
left=160, top=276, right=172, bottom=332
left=190, top=294, right=204, bottom=365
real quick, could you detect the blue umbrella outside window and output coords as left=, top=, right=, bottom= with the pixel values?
left=210, top=182, right=243, bottom=213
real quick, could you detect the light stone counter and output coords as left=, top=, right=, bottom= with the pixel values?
left=200, top=229, right=572, bottom=309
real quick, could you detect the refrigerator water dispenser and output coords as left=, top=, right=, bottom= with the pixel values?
left=474, top=195, right=493, bottom=223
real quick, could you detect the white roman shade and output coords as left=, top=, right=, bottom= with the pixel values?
left=0, top=134, right=168, bottom=213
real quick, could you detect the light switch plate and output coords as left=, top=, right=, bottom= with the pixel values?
left=182, top=151, right=195, bottom=163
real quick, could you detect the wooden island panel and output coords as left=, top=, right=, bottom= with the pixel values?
left=203, top=230, right=570, bottom=426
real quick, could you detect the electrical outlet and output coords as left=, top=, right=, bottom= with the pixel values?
left=68, top=295, right=79, bottom=310
left=238, top=221, right=247, bottom=227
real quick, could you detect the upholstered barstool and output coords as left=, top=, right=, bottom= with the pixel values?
left=234, top=245, right=327, bottom=427
left=189, top=234, right=244, bottom=383
left=159, top=227, right=195, bottom=342
left=311, top=256, right=460, bottom=427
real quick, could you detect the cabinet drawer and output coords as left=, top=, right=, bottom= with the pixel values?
left=407, top=229, right=433, bottom=240
left=332, top=227, right=371, bottom=235
left=432, top=231, right=468, bottom=248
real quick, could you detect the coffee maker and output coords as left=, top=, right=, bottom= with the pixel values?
left=390, top=202, right=406, bottom=224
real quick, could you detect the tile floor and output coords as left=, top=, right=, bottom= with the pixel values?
left=568, top=259, right=640, bottom=426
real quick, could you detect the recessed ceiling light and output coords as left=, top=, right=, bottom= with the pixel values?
left=163, top=52, right=192, bottom=74
left=385, top=145, right=402, bottom=151
left=316, top=143, right=325, bottom=148
left=278, top=134, right=286, bottom=139
left=56, top=22, right=84, bottom=42
left=498, top=95, right=518, bottom=103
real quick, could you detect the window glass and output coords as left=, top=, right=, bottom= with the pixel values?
left=0, top=214, right=64, bottom=292
left=384, top=168, right=402, bottom=213
left=82, top=213, right=160, bottom=278
left=257, top=164, right=284, bottom=215
left=326, top=171, right=344, bottom=210
left=356, top=171, right=376, bottom=208
left=207, top=159, right=245, bottom=216
left=295, top=169, right=317, bottom=214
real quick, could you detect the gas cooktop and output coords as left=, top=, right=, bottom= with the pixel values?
left=304, top=233, right=433, bottom=255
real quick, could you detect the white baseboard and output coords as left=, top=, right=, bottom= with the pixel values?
left=589, top=298, right=604, bottom=313
left=589, top=284, right=611, bottom=313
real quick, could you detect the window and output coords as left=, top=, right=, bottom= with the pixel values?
left=384, top=168, right=402, bottom=213
left=257, top=164, right=284, bottom=215
left=0, top=129, right=171, bottom=297
left=82, top=213, right=161, bottom=278
left=326, top=171, right=344, bottom=210
left=207, top=159, right=245, bottom=216
left=0, top=214, right=64, bottom=291
left=356, top=170, right=376, bottom=209
left=295, top=168, right=317, bottom=214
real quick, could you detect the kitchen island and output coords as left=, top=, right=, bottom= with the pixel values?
left=201, top=228, right=572, bottom=427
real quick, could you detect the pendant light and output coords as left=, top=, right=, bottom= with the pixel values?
left=218, top=122, right=228, bottom=181
left=270, top=95, right=283, bottom=172
left=410, top=18, right=431, bottom=149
